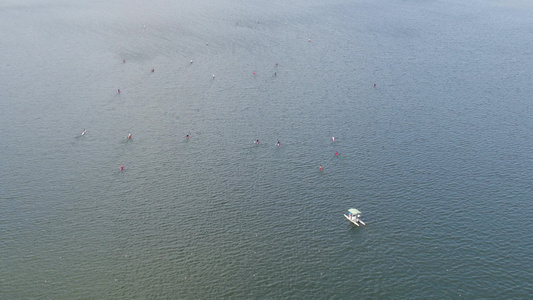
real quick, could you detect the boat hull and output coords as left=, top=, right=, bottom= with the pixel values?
left=344, top=214, right=360, bottom=226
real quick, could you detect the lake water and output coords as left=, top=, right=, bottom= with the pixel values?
left=1, top=0, right=532, bottom=298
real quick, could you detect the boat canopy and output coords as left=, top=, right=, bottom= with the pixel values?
left=348, top=208, right=362, bottom=215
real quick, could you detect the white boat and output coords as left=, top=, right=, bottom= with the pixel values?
left=344, top=208, right=365, bottom=226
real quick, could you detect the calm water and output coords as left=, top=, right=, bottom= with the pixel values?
left=1, top=0, right=532, bottom=298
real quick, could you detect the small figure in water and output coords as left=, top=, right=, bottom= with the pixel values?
left=332, top=136, right=335, bottom=142
left=186, top=134, right=189, bottom=140
left=253, top=71, right=256, bottom=76
left=256, top=139, right=259, bottom=144
left=123, top=59, right=126, bottom=63
left=120, top=165, right=124, bottom=171
left=277, top=140, right=280, bottom=147
left=374, top=83, right=376, bottom=88
left=118, top=89, right=121, bottom=94
left=319, top=165, right=323, bottom=172
left=151, top=68, right=155, bottom=73
left=212, top=75, right=215, bottom=79
left=190, top=60, right=193, bottom=64
left=335, top=151, right=339, bottom=156
left=127, top=133, right=132, bottom=140
left=275, top=62, right=278, bottom=67
left=274, top=72, right=277, bottom=77
left=81, top=129, right=86, bottom=136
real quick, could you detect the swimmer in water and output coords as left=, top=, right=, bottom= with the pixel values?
left=374, top=83, right=376, bottom=88
left=275, top=62, right=278, bottom=67
left=335, top=151, right=339, bottom=156
left=319, top=165, right=323, bottom=172
left=123, top=59, right=126, bottom=63
left=274, top=72, right=277, bottom=77
left=151, top=68, right=155, bottom=73
left=127, top=133, right=131, bottom=140
left=190, top=60, right=193, bottom=64
left=277, top=140, right=280, bottom=146
left=332, top=137, right=335, bottom=142
left=81, top=129, right=86, bottom=136
left=256, top=139, right=259, bottom=144
left=118, top=89, right=121, bottom=94
left=186, top=134, right=189, bottom=140
left=212, top=75, right=215, bottom=79
left=253, top=72, right=256, bottom=76
left=120, top=165, right=124, bottom=171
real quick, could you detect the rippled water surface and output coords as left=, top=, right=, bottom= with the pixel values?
left=1, top=0, right=532, bottom=298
